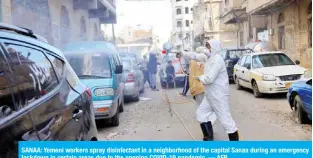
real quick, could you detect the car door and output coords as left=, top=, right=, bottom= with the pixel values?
left=234, top=55, right=247, bottom=85
left=113, top=54, right=124, bottom=105
left=299, top=79, right=312, bottom=117
left=0, top=43, right=38, bottom=157
left=2, top=41, right=84, bottom=141
left=241, top=55, right=252, bottom=88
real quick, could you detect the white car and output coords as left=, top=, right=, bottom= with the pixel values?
left=233, top=51, right=311, bottom=98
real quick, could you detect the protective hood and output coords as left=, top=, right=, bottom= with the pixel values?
left=207, top=39, right=223, bottom=55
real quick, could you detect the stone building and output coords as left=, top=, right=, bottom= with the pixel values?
left=0, top=0, right=116, bottom=49
left=220, top=0, right=312, bottom=70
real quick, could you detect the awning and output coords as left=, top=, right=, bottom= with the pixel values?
left=221, top=9, right=248, bottom=24
left=99, top=0, right=116, bottom=15
left=249, top=0, right=294, bottom=15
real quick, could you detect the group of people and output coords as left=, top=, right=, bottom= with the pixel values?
left=176, top=39, right=239, bottom=141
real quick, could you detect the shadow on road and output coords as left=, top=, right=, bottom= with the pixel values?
left=240, top=88, right=287, bottom=100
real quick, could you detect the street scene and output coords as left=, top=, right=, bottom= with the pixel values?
left=0, top=0, right=312, bottom=157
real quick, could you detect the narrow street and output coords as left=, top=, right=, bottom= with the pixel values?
left=97, top=84, right=312, bottom=141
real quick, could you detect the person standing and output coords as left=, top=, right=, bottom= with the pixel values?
left=177, top=40, right=239, bottom=141
left=165, top=60, right=175, bottom=89
left=180, top=61, right=189, bottom=96
left=147, top=52, right=159, bottom=91
left=140, top=55, right=150, bottom=86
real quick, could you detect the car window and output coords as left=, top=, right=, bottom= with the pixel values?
left=46, top=53, right=64, bottom=79
left=4, top=44, right=59, bottom=107
left=66, top=54, right=112, bottom=78
left=228, top=50, right=244, bottom=59
left=244, top=56, right=251, bottom=65
left=252, top=53, right=295, bottom=68
left=239, top=56, right=247, bottom=66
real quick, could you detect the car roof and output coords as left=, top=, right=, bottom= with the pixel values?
left=63, top=41, right=117, bottom=55
left=0, top=31, right=65, bottom=59
left=226, top=48, right=253, bottom=51
left=245, top=51, right=286, bottom=56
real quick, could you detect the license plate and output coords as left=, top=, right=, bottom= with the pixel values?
left=285, top=82, right=292, bottom=89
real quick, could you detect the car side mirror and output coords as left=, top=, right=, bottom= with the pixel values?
left=115, top=65, right=123, bottom=74
left=295, top=60, right=300, bottom=65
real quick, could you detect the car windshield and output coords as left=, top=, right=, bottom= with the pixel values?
left=120, top=54, right=137, bottom=63
left=252, top=53, right=295, bottom=68
left=228, top=50, right=246, bottom=59
left=121, top=59, right=133, bottom=70
left=66, top=54, right=112, bottom=78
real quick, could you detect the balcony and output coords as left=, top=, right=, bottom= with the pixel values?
left=247, top=0, right=293, bottom=15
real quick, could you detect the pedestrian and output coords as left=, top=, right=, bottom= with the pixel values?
left=165, top=60, right=175, bottom=89
left=177, top=40, right=239, bottom=141
left=180, top=51, right=190, bottom=96
left=140, top=55, right=150, bottom=86
left=147, top=52, right=159, bottom=91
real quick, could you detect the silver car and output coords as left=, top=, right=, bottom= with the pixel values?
left=121, top=58, right=144, bottom=101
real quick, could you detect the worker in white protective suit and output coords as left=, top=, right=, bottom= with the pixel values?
left=177, top=39, right=239, bottom=141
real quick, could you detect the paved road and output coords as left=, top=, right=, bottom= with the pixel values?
left=97, top=84, right=311, bottom=140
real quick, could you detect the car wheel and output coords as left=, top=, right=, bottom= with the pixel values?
left=235, top=77, right=242, bottom=90
left=133, top=91, right=140, bottom=102
left=293, top=95, right=309, bottom=124
left=252, top=81, right=262, bottom=98
left=111, top=110, right=120, bottom=127
left=140, top=85, right=145, bottom=93
left=119, top=98, right=124, bottom=113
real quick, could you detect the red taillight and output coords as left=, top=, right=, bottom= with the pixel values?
left=126, top=73, right=135, bottom=83
left=86, top=87, right=92, bottom=98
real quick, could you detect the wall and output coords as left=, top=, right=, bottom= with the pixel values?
left=247, top=0, right=272, bottom=13
left=2, top=0, right=101, bottom=49
left=268, top=0, right=312, bottom=70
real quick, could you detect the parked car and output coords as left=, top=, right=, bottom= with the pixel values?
left=245, top=41, right=277, bottom=52
left=63, top=41, right=124, bottom=126
left=0, top=23, right=98, bottom=157
left=159, top=53, right=188, bottom=88
left=287, top=79, right=312, bottom=124
left=121, top=58, right=145, bottom=101
left=233, top=51, right=311, bottom=98
left=217, top=48, right=253, bottom=81
left=119, top=52, right=140, bottom=64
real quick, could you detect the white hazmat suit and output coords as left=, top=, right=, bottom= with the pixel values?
left=182, top=40, right=238, bottom=140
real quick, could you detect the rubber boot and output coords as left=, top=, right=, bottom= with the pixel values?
left=200, top=121, right=213, bottom=141
left=228, top=131, right=239, bottom=141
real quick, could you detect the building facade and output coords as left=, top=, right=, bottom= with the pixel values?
left=0, top=0, right=116, bottom=49
left=221, top=0, right=312, bottom=70
left=193, top=0, right=238, bottom=49
left=171, top=0, right=195, bottom=51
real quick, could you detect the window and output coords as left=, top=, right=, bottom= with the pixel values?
left=176, top=8, right=182, bottom=15
left=5, top=44, right=59, bottom=107
left=240, top=32, right=244, bottom=46
left=252, top=53, right=295, bottom=68
left=191, top=20, right=193, bottom=24
left=178, top=33, right=183, bottom=39
left=46, top=53, right=64, bottom=79
left=60, top=6, right=70, bottom=46
left=186, top=33, right=190, bottom=38
left=176, top=0, right=181, bottom=2
left=225, top=0, right=229, bottom=4
left=80, top=16, right=87, bottom=41
left=185, top=7, right=189, bottom=14
left=239, top=56, right=247, bottom=66
left=191, top=8, right=193, bottom=11
left=244, top=56, right=251, bottom=67
left=278, top=26, right=285, bottom=49
left=186, top=20, right=190, bottom=27
left=66, top=54, right=112, bottom=78
left=177, top=21, right=182, bottom=28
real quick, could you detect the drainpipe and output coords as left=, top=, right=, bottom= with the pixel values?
left=297, top=2, right=302, bottom=66
left=0, top=0, right=2, bottom=22
left=112, top=24, right=116, bottom=46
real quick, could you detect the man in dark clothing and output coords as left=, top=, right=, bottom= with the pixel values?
left=140, top=55, right=150, bottom=86
left=166, top=61, right=175, bottom=89
left=147, top=52, right=159, bottom=91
